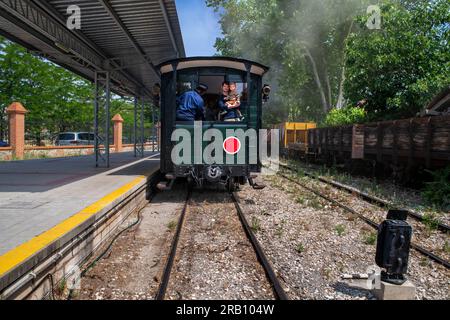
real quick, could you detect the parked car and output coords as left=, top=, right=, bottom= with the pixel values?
left=0, top=140, right=9, bottom=147
left=56, top=132, right=95, bottom=146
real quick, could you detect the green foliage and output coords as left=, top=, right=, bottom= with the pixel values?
left=296, top=243, right=305, bottom=253
left=209, top=0, right=450, bottom=125
left=324, top=106, right=367, bottom=127
left=335, top=224, right=346, bottom=236
left=422, top=166, right=450, bottom=211
left=422, top=213, right=440, bottom=231
left=363, top=232, right=377, bottom=245
left=251, top=216, right=261, bottom=232
left=444, top=241, right=450, bottom=254
left=167, top=220, right=177, bottom=231
left=207, top=0, right=369, bottom=126
left=0, top=36, right=94, bottom=140
left=345, top=0, right=450, bottom=120
left=0, top=36, right=156, bottom=144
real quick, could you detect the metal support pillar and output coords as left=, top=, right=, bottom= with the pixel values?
left=152, top=105, right=156, bottom=152
left=133, top=96, right=138, bottom=157
left=94, top=71, right=111, bottom=168
left=134, top=95, right=145, bottom=157
left=140, top=97, right=145, bottom=158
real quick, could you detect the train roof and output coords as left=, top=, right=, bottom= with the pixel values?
left=157, top=57, right=269, bottom=76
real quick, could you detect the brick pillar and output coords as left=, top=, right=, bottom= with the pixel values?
left=112, top=114, right=124, bottom=153
left=6, top=102, right=28, bottom=160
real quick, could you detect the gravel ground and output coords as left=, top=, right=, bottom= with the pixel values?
left=238, top=174, right=450, bottom=300
left=73, top=185, right=186, bottom=300
left=278, top=167, right=450, bottom=262
left=285, top=159, right=449, bottom=226
left=166, top=191, right=275, bottom=300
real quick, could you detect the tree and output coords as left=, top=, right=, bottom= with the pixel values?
left=0, top=37, right=155, bottom=144
left=0, top=37, right=94, bottom=143
left=207, top=0, right=369, bottom=125
left=345, top=0, right=450, bottom=120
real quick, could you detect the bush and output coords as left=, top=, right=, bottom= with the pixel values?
left=324, top=106, right=367, bottom=127
left=422, top=166, right=450, bottom=211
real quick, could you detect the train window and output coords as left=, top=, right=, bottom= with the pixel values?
left=175, top=70, right=249, bottom=122
left=177, top=72, right=197, bottom=96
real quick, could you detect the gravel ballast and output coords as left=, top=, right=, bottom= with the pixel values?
left=237, top=173, right=449, bottom=300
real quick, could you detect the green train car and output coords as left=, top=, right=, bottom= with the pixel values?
left=157, top=57, right=270, bottom=191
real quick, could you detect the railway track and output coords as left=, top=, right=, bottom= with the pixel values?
left=272, top=169, right=450, bottom=270
left=155, top=189, right=289, bottom=300
left=279, top=163, right=450, bottom=234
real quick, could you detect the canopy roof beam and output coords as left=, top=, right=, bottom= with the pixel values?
left=158, top=0, right=179, bottom=58
left=97, top=0, right=160, bottom=78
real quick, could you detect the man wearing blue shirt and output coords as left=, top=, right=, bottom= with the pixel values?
left=176, top=84, right=208, bottom=121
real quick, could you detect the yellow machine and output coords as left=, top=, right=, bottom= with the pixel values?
left=275, top=122, right=317, bottom=151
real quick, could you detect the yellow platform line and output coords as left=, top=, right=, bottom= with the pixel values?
left=0, top=175, right=146, bottom=278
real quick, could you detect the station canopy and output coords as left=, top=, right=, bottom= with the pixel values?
left=0, top=0, right=185, bottom=100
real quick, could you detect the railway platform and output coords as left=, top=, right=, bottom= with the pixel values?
left=0, top=152, right=160, bottom=296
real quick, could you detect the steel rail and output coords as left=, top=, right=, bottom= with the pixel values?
left=156, top=189, right=289, bottom=300
left=279, top=163, right=450, bottom=233
left=155, top=190, right=191, bottom=300
left=231, top=192, right=289, bottom=300
left=276, top=171, right=450, bottom=269
left=96, top=0, right=160, bottom=78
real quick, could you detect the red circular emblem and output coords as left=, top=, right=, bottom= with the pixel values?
left=223, top=137, right=241, bottom=155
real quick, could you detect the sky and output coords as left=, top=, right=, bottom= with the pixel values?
left=175, top=0, right=222, bottom=57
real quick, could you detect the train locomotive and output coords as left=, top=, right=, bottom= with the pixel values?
left=156, top=57, right=270, bottom=191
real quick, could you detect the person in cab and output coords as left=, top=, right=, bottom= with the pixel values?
left=176, top=84, right=208, bottom=121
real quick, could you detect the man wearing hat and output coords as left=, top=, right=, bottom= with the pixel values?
left=176, top=84, right=208, bottom=121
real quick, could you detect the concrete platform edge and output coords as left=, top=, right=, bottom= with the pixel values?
left=0, top=170, right=161, bottom=298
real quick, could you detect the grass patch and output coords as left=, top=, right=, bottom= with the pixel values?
left=295, top=243, right=305, bottom=253
left=443, top=241, right=450, bottom=254
left=423, top=212, right=440, bottom=231
left=321, top=267, right=332, bottom=280
left=275, top=219, right=286, bottom=237
left=363, top=232, right=377, bottom=245
left=275, top=226, right=283, bottom=237
left=422, top=167, right=450, bottom=211
left=295, top=196, right=305, bottom=205
left=56, top=278, right=67, bottom=296
left=167, top=220, right=177, bottom=231
left=251, top=216, right=261, bottom=232
left=419, top=257, right=431, bottom=267
left=335, top=224, right=345, bottom=236
left=308, top=198, right=323, bottom=210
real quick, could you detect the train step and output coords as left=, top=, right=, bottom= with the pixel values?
left=165, top=173, right=176, bottom=180
left=157, top=179, right=175, bottom=191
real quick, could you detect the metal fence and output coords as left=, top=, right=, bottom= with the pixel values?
left=24, top=120, right=95, bottom=146
left=0, top=116, right=9, bottom=146
left=24, top=120, right=156, bottom=147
